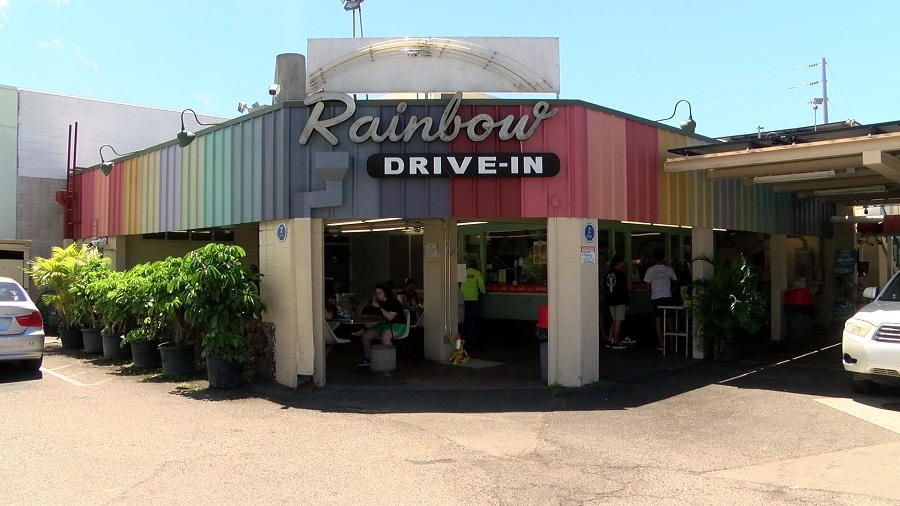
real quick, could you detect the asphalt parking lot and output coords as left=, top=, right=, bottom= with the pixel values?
left=1, top=333, right=898, bottom=505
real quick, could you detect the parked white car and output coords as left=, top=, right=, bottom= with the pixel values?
left=842, top=278, right=900, bottom=393
left=0, top=277, right=45, bottom=371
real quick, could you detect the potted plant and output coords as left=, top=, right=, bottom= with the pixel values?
left=149, top=256, right=197, bottom=377
left=119, top=262, right=172, bottom=367
left=180, top=244, right=264, bottom=387
left=691, top=254, right=768, bottom=361
left=27, top=243, right=99, bottom=349
left=70, top=252, right=111, bottom=354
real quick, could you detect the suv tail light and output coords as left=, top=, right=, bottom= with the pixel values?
left=15, top=311, right=43, bottom=328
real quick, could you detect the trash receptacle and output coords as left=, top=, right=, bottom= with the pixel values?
left=784, top=288, right=815, bottom=341
left=536, top=304, right=549, bottom=382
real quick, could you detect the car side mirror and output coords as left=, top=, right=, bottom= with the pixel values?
left=863, top=286, right=878, bottom=299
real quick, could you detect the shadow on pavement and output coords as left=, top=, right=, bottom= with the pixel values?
left=159, top=324, right=875, bottom=415
left=0, top=362, right=43, bottom=383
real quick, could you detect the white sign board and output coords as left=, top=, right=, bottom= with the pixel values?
left=307, top=37, right=560, bottom=95
left=425, top=243, right=438, bottom=258
left=581, top=246, right=596, bottom=264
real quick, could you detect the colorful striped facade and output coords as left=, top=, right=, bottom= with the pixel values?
left=70, top=99, right=833, bottom=239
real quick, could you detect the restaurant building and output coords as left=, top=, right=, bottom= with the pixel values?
left=64, top=38, right=846, bottom=388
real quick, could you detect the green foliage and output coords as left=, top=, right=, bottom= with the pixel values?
left=27, top=243, right=103, bottom=328
left=691, top=254, right=768, bottom=351
left=123, top=327, right=155, bottom=344
left=69, top=252, right=112, bottom=328
left=180, top=244, right=264, bottom=362
left=31, top=241, right=263, bottom=363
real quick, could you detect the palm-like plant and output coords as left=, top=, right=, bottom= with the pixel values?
left=691, top=254, right=768, bottom=357
left=27, top=243, right=101, bottom=329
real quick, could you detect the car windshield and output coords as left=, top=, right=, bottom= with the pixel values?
left=878, top=276, right=900, bottom=302
left=0, top=282, right=27, bottom=302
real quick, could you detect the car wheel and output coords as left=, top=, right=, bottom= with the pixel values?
left=21, top=357, right=43, bottom=371
left=849, top=378, right=876, bottom=394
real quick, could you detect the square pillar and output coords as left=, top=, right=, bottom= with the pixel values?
left=259, top=218, right=325, bottom=388
left=770, top=234, right=787, bottom=341
left=691, top=227, right=714, bottom=359
left=547, top=218, right=599, bottom=387
left=422, top=219, right=457, bottom=362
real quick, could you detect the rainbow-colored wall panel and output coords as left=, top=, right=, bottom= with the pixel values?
left=72, top=100, right=833, bottom=239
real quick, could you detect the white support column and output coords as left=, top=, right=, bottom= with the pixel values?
left=770, top=234, right=788, bottom=341
left=547, top=218, right=599, bottom=387
left=259, top=218, right=324, bottom=388
left=422, top=219, right=457, bottom=362
left=691, top=227, right=714, bottom=359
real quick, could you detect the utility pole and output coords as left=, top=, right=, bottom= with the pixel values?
left=821, top=57, right=828, bottom=124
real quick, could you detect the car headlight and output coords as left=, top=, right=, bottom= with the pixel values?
left=844, top=318, right=874, bottom=338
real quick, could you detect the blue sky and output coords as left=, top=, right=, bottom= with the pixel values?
left=1, top=0, right=897, bottom=137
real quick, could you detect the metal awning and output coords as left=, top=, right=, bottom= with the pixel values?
left=665, top=120, right=900, bottom=206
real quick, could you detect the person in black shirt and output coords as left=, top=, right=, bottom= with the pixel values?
left=357, top=283, right=406, bottom=367
left=603, top=254, right=629, bottom=350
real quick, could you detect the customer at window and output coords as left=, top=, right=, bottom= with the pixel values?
left=644, top=249, right=678, bottom=352
left=459, top=259, right=485, bottom=342
left=357, top=283, right=406, bottom=368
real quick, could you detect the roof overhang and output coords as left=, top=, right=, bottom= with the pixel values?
left=665, top=128, right=900, bottom=205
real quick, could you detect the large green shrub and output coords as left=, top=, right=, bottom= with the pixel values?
left=180, top=244, right=263, bottom=362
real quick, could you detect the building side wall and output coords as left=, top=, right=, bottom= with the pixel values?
left=0, top=86, right=17, bottom=239
left=16, top=176, right=65, bottom=264
left=16, top=89, right=223, bottom=180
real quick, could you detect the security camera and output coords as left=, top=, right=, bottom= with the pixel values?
left=269, top=84, right=281, bottom=96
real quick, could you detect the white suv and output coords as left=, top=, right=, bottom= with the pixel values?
left=842, top=276, right=900, bottom=394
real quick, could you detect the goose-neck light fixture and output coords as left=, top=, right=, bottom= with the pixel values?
left=99, top=144, right=130, bottom=176
left=176, top=108, right=215, bottom=148
left=657, top=99, right=696, bottom=136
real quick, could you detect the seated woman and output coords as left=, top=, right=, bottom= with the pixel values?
left=357, top=283, right=406, bottom=368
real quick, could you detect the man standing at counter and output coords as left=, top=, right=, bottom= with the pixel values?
left=460, top=259, right=486, bottom=342
left=644, top=249, right=678, bottom=352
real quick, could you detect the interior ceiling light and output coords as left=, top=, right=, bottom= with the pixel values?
left=328, top=220, right=365, bottom=226
left=753, top=170, right=836, bottom=184
left=457, top=221, right=488, bottom=226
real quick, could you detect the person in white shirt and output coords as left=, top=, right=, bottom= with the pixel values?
left=643, top=248, right=678, bottom=351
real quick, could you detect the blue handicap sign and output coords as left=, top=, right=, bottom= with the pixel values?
left=583, top=223, right=595, bottom=243
left=276, top=223, right=287, bottom=243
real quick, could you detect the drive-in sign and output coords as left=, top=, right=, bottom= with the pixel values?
left=366, top=153, right=560, bottom=178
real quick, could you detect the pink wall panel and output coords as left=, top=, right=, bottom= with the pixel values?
left=520, top=106, right=589, bottom=218
left=624, top=121, right=660, bottom=223
left=449, top=105, right=591, bottom=218
left=585, top=111, right=629, bottom=220
left=449, top=105, right=523, bottom=218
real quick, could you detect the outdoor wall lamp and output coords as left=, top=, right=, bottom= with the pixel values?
left=657, top=99, right=697, bottom=136
left=176, top=108, right=215, bottom=148
left=99, top=144, right=130, bottom=176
